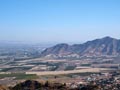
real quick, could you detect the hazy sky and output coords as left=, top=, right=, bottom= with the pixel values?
left=0, top=0, right=120, bottom=43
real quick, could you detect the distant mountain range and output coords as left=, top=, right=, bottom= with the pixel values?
left=40, top=37, right=120, bottom=58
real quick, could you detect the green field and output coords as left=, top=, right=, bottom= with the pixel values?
left=0, top=73, right=38, bottom=80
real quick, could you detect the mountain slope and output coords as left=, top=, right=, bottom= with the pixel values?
left=40, top=37, right=120, bottom=58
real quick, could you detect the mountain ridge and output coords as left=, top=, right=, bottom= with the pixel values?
left=40, top=37, right=120, bottom=58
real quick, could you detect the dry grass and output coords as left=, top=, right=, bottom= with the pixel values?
left=26, top=68, right=113, bottom=75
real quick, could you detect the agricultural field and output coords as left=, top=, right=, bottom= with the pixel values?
left=0, top=73, right=38, bottom=80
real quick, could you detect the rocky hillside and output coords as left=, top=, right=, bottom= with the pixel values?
left=40, top=37, right=120, bottom=58
left=11, top=80, right=67, bottom=90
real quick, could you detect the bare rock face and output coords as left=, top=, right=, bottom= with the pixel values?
left=40, top=37, right=120, bottom=58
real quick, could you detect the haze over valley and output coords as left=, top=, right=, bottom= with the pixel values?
left=0, top=0, right=120, bottom=90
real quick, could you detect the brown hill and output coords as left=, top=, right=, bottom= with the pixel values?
left=40, top=37, right=120, bottom=58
